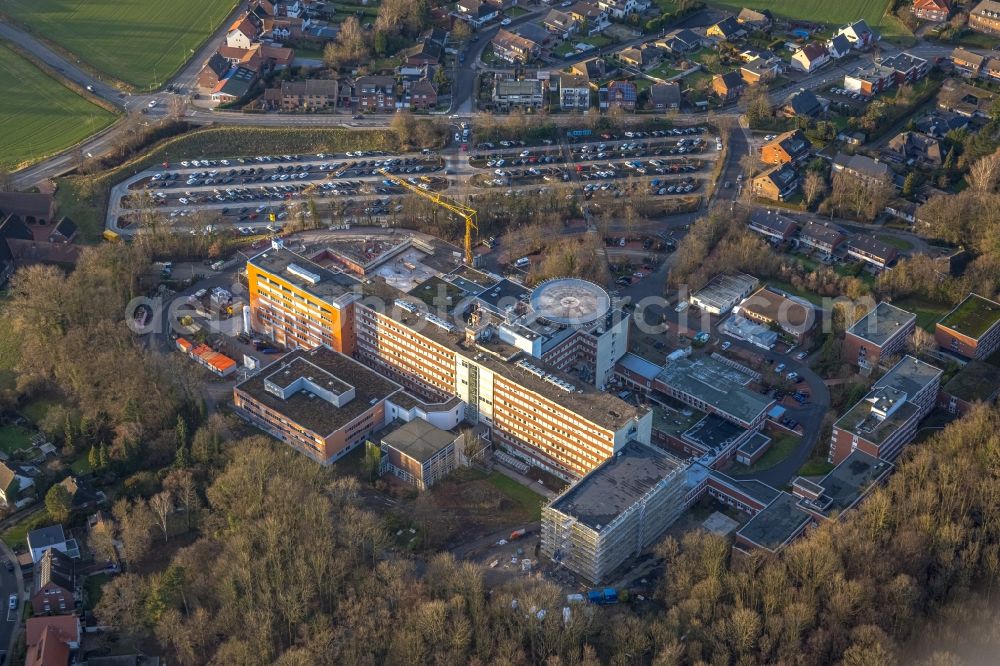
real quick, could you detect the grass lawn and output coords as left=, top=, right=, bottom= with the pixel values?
left=71, top=455, right=95, bottom=475
left=507, top=6, right=530, bottom=17
left=0, top=44, right=116, bottom=170
left=732, top=434, right=799, bottom=475
left=798, top=456, right=835, bottom=477
left=0, top=426, right=33, bottom=455
left=2, top=510, right=51, bottom=550
left=84, top=573, right=110, bottom=609
left=706, top=0, right=907, bottom=36
left=875, top=234, right=914, bottom=251
left=552, top=42, right=577, bottom=58
left=486, top=472, right=545, bottom=521
left=648, top=63, right=682, bottom=80
left=0, top=303, right=18, bottom=392
left=2, top=0, right=237, bottom=88
left=894, top=297, right=950, bottom=331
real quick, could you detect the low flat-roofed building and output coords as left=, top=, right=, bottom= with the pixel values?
left=234, top=346, right=402, bottom=464
left=680, top=413, right=756, bottom=463
left=541, top=441, right=689, bottom=582
left=737, top=287, right=816, bottom=343
left=748, top=209, right=798, bottom=241
left=795, top=450, right=893, bottom=520
left=734, top=492, right=811, bottom=553
left=688, top=272, right=759, bottom=315
left=492, top=77, right=545, bottom=111
left=829, top=355, right=940, bottom=464
left=378, top=419, right=460, bottom=490
left=938, top=361, right=1000, bottom=415
left=654, top=356, right=774, bottom=429
left=734, top=431, right=772, bottom=466
left=935, top=293, right=1000, bottom=359
left=843, top=301, right=916, bottom=369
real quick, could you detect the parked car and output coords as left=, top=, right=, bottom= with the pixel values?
left=775, top=363, right=786, bottom=373
left=720, top=341, right=731, bottom=351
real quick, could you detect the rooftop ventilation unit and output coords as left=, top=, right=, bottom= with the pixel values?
left=287, top=263, right=321, bottom=285
left=394, top=299, right=418, bottom=314
left=425, top=313, right=456, bottom=333
left=516, top=359, right=546, bottom=378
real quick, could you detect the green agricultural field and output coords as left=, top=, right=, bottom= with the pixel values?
left=2, top=0, right=237, bottom=88
left=708, top=0, right=908, bottom=36
left=0, top=45, right=116, bottom=170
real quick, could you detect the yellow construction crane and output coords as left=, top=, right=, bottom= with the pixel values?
left=378, top=168, right=477, bottom=264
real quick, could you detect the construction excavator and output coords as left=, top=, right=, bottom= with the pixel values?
left=377, top=168, right=478, bottom=264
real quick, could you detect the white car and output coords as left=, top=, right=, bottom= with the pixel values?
left=147, top=100, right=157, bottom=109
left=501, top=17, right=512, bottom=25
left=720, top=341, right=731, bottom=351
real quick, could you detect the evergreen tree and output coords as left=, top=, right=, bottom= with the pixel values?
left=175, top=415, right=188, bottom=451
left=88, top=446, right=99, bottom=471
left=98, top=443, right=109, bottom=470
left=174, top=446, right=190, bottom=469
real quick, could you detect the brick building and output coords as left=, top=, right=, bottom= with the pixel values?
left=935, top=293, right=1000, bottom=359
left=843, top=301, right=916, bottom=369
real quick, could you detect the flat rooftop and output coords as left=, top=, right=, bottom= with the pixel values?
left=736, top=493, right=811, bottom=552
left=619, top=352, right=663, bottom=382
left=847, top=301, right=916, bottom=347
left=248, top=245, right=361, bottom=305
left=445, top=265, right=501, bottom=294
left=798, top=450, right=892, bottom=517
left=682, top=413, right=747, bottom=454
left=938, top=293, right=1000, bottom=340
left=236, top=347, right=401, bottom=436
left=737, top=432, right=771, bottom=458
left=365, top=278, right=643, bottom=430
left=548, top=441, right=686, bottom=531
left=874, top=355, right=942, bottom=397
left=651, top=405, right=705, bottom=438
left=656, top=357, right=773, bottom=426
left=381, top=419, right=457, bottom=463
left=942, top=360, right=1000, bottom=403
left=709, top=471, right=783, bottom=507
left=690, top=273, right=758, bottom=311
left=835, top=388, right=918, bottom=444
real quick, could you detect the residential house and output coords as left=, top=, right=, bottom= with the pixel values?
left=915, top=109, right=968, bottom=137
left=226, top=16, right=259, bottom=49
left=544, top=9, right=579, bottom=39
left=836, top=19, right=878, bottom=49
left=712, top=71, right=746, bottom=102
left=217, top=45, right=262, bottom=70
left=827, top=34, right=852, bottom=59
left=843, top=62, right=896, bottom=96
left=27, top=525, right=79, bottom=565
left=599, top=0, right=643, bottom=19
left=559, top=74, right=592, bottom=110
left=357, top=76, right=396, bottom=112
left=457, top=0, right=499, bottom=28
left=791, top=42, right=830, bottom=73
left=970, top=0, right=1000, bottom=34
left=847, top=235, right=899, bottom=270
left=937, top=78, right=996, bottom=117
left=31, top=548, right=76, bottom=616
left=493, top=77, right=545, bottom=111
left=748, top=209, right=798, bottom=242
left=741, top=56, right=781, bottom=84
left=659, top=28, right=703, bottom=53
left=799, top=221, right=847, bottom=254
left=567, top=2, right=610, bottom=34
left=25, top=615, right=81, bottom=666
left=886, top=131, right=943, bottom=166
left=603, top=80, right=637, bottom=111
left=833, top=152, right=893, bottom=183
left=618, top=44, right=664, bottom=69
left=760, top=130, right=812, bottom=165
left=951, top=47, right=987, bottom=77
left=707, top=16, right=747, bottom=41
left=650, top=82, right=681, bottom=110
left=279, top=79, right=339, bottom=111
left=782, top=88, right=826, bottom=117
left=197, top=53, right=232, bottom=90
left=986, top=58, right=1000, bottom=82
left=401, top=41, right=442, bottom=66
left=570, top=57, right=606, bottom=80
left=492, top=29, right=539, bottom=63
left=408, top=79, right=438, bottom=110
left=58, top=476, right=104, bottom=514
left=738, top=287, right=816, bottom=343
left=0, top=462, right=34, bottom=506
left=750, top=164, right=799, bottom=201
left=737, top=8, right=773, bottom=29
left=0, top=192, right=57, bottom=224
left=211, top=66, right=257, bottom=103
left=47, top=218, right=77, bottom=244
left=913, top=0, right=951, bottom=21
left=515, top=22, right=551, bottom=47
left=260, top=44, right=294, bottom=69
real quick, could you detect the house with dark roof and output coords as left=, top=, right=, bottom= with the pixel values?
left=836, top=19, right=878, bottom=49
left=48, top=218, right=77, bottom=244
left=0, top=193, right=56, bottom=224
left=741, top=57, right=782, bottom=84
left=799, top=221, right=847, bottom=254
left=570, top=57, right=606, bottom=80
left=847, top=235, right=899, bottom=270
left=748, top=209, right=797, bottom=241
left=197, top=53, right=232, bottom=90
left=602, top=80, right=637, bottom=111
left=833, top=152, right=893, bottom=183
left=750, top=164, right=799, bottom=201
left=408, top=79, right=439, bottom=111
left=650, top=82, right=680, bottom=110
left=543, top=9, right=579, bottom=39
left=782, top=88, right=826, bottom=117
left=618, top=44, right=664, bottom=69
left=27, top=525, right=79, bottom=565
left=712, top=71, right=746, bottom=101
left=558, top=74, right=592, bottom=110
left=456, top=0, right=499, bottom=28
left=707, top=16, right=746, bottom=41
left=401, top=40, right=442, bottom=66
left=357, top=75, right=397, bottom=112
left=31, top=548, right=77, bottom=616
left=826, top=34, right=852, bottom=60
left=761, top=130, right=812, bottom=165
left=886, top=131, right=942, bottom=166
left=210, top=67, right=257, bottom=102
left=515, top=22, right=551, bottom=47
left=658, top=28, right=703, bottom=53
left=492, top=29, right=539, bottom=63
left=59, top=476, right=105, bottom=513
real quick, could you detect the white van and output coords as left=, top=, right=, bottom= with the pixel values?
left=514, top=257, right=531, bottom=268
left=674, top=301, right=689, bottom=313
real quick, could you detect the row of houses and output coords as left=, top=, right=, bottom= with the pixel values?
left=491, top=73, right=679, bottom=112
